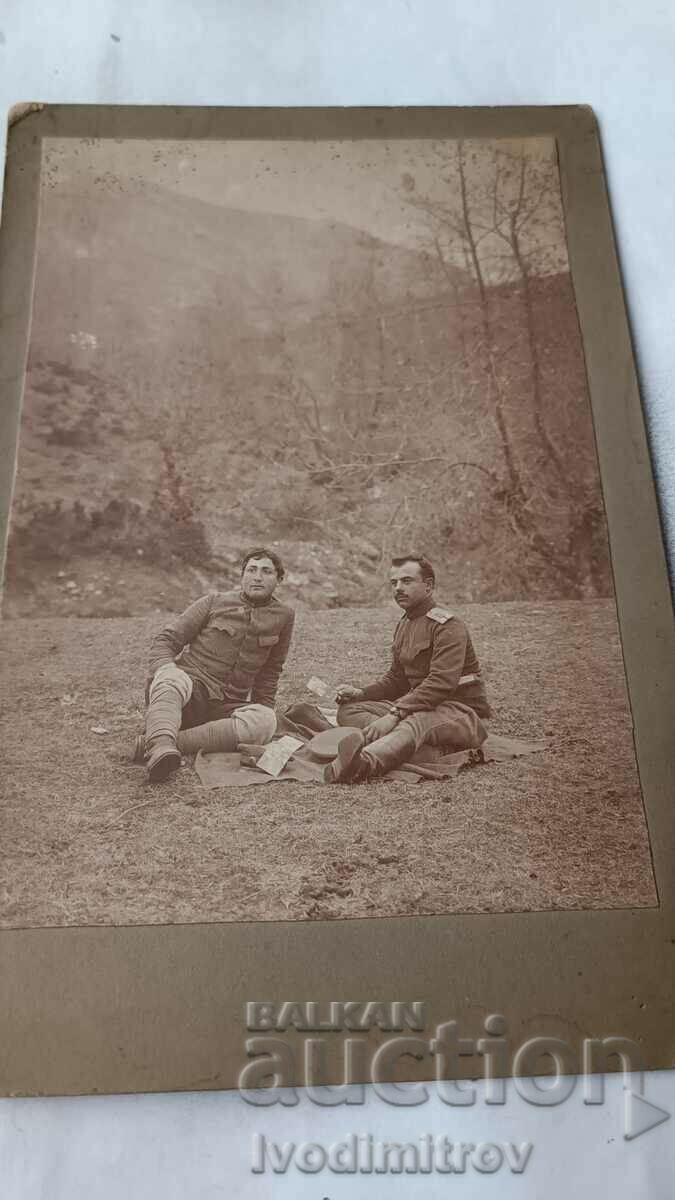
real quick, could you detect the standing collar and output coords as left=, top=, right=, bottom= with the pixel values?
left=239, top=589, right=274, bottom=609
left=403, top=595, right=435, bottom=621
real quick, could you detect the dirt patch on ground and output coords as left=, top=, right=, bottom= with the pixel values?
left=0, top=599, right=656, bottom=928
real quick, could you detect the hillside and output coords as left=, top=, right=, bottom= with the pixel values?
left=4, top=181, right=610, bottom=617
left=29, top=182, right=456, bottom=361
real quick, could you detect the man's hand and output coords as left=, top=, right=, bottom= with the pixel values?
left=362, top=712, right=400, bottom=744
left=335, top=685, right=365, bottom=704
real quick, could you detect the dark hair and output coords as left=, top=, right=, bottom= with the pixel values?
left=390, top=554, right=435, bottom=587
left=241, top=546, right=285, bottom=582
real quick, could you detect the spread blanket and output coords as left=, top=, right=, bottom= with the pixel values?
left=194, top=704, right=547, bottom=789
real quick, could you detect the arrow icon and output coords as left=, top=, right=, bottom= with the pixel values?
left=624, top=1088, right=671, bottom=1140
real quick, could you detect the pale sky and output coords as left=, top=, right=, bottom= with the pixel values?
left=43, top=135, right=568, bottom=269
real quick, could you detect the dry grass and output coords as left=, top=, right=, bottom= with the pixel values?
left=0, top=599, right=656, bottom=928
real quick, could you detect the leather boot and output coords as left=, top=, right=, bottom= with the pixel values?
left=283, top=702, right=334, bottom=737
left=323, top=724, right=418, bottom=784
left=146, top=738, right=182, bottom=783
left=323, top=730, right=368, bottom=783
left=361, top=723, right=417, bottom=778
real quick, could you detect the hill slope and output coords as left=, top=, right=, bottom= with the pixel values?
left=5, top=181, right=608, bottom=615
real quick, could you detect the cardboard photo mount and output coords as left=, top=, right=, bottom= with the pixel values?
left=0, top=105, right=673, bottom=1097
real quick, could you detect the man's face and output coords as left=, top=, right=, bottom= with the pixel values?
left=241, top=556, right=279, bottom=602
left=389, top=561, right=433, bottom=610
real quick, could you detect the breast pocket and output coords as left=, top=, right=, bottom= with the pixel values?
left=199, top=618, right=244, bottom=667
left=248, top=632, right=280, bottom=667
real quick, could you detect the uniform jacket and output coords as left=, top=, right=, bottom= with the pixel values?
left=148, top=589, right=295, bottom=709
left=360, top=596, right=491, bottom=717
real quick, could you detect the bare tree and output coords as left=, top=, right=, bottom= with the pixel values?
left=404, top=139, right=610, bottom=597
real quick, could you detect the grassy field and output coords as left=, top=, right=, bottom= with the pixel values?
left=0, top=599, right=656, bottom=928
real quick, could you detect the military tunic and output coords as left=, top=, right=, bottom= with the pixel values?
left=148, top=589, right=295, bottom=718
left=339, top=595, right=491, bottom=755
left=360, top=595, right=490, bottom=717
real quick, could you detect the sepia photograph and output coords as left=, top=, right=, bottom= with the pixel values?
left=0, top=126, right=657, bottom=929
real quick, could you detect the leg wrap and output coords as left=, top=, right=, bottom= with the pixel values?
left=145, top=665, right=193, bottom=751
left=177, top=718, right=239, bottom=755
left=176, top=706, right=276, bottom=755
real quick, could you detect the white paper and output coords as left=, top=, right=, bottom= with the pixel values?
left=256, top=735, right=304, bottom=777
left=307, top=675, right=330, bottom=697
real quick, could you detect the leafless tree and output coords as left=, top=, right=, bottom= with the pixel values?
left=404, top=139, right=610, bottom=596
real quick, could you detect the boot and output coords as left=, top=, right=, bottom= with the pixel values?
left=359, top=723, right=417, bottom=778
left=323, top=723, right=419, bottom=784
left=282, top=702, right=334, bottom=737
left=146, top=739, right=182, bottom=783
left=323, top=730, right=369, bottom=783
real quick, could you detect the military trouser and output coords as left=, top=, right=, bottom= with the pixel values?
left=145, top=664, right=277, bottom=756
left=337, top=699, right=487, bottom=772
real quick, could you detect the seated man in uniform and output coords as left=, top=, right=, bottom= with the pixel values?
left=327, top=554, right=491, bottom=783
left=137, top=547, right=295, bottom=783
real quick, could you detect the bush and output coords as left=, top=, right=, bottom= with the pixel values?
left=6, top=495, right=212, bottom=575
left=6, top=447, right=212, bottom=577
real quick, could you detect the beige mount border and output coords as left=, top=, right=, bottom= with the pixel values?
left=0, top=106, right=673, bottom=1096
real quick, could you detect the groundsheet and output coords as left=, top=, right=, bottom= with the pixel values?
left=194, top=730, right=548, bottom=788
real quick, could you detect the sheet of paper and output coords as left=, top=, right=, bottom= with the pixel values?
left=256, top=735, right=304, bottom=777
left=307, top=675, right=332, bottom=698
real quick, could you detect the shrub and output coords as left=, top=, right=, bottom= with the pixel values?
left=6, top=496, right=212, bottom=575
left=5, top=448, right=213, bottom=578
